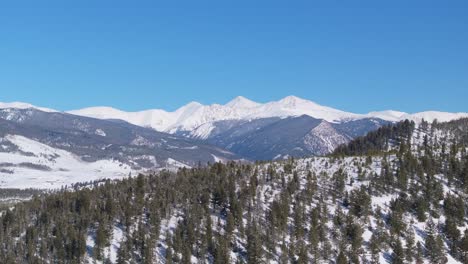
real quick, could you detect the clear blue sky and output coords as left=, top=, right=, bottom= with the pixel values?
left=1, top=0, right=467, bottom=113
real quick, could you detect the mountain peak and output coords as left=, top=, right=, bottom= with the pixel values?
left=64, top=96, right=468, bottom=133
left=276, top=96, right=325, bottom=110
left=0, top=101, right=56, bottom=113
left=184, top=101, right=203, bottom=108
left=277, top=95, right=310, bottom=106
left=225, top=96, right=260, bottom=108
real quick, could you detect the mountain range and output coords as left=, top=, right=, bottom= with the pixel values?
left=67, top=95, right=468, bottom=134
left=0, top=96, right=467, bottom=188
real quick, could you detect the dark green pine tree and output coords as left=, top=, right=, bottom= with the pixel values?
left=94, top=223, right=109, bottom=261
left=369, top=233, right=380, bottom=263
left=296, top=240, right=308, bottom=264
left=405, top=231, right=415, bottom=263
left=116, top=239, right=128, bottom=264
left=460, top=230, right=468, bottom=263
left=392, top=239, right=405, bottom=264
left=165, top=234, right=174, bottom=264
left=336, top=250, right=348, bottom=264
left=444, top=217, right=460, bottom=255
left=246, top=221, right=263, bottom=264
left=213, top=235, right=230, bottom=264
left=424, top=219, right=447, bottom=263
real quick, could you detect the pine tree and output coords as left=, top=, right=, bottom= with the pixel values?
left=392, top=239, right=405, bottom=264
left=405, top=230, right=415, bottom=263
left=293, top=201, right=304, bottom=240
left=246, top=221, right=263, bottom=264
left=460, top=230, right=468, bottom=263
left=166, top=246, right=173, bottom=264
left=369, top=233, right=380, bottom=263
left=165, top=232, right=174, bottom=264
left=425, top=219, right=446, bottom=263
left=94, top=223, right=109, bottom=260
left=296, top=240, right=308, bottom=264
left=279, top=241, right=288, bottom=264
left=116, top=239, right=128, bottom=264
left=213, top=235, right=230, bottom=264
left=336, top=251, right=347, bottom=264
left=444, top=217, right=460, bottom=255
left=415, top=242, right=424, bottom=264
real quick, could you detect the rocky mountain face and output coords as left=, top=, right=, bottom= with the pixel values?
left=187, top=115, right=389, bottom=160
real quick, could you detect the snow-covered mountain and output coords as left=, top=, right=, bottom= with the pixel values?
left=1, top=97, right=467, bottom=162
left=0, top=108, right=239, bottom=188
left=67, top=96, right=361, bottom=133
left=4, top=97, right=466, bottom=136
left=198, top=115, right=389, bottom=160
left=67, top=96, right=468, bottom=137
left=0, top=101, right=56, bottom=113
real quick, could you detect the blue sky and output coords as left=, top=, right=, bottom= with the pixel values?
left=0, top=0, right=467, bottom=113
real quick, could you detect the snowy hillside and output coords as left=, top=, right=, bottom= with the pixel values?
left=0, top=135, right=133, bottom=189
left=1, top=119, right=467, bottom=263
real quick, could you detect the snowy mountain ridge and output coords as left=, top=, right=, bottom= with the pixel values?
left=3, top=97, right=467, bottom=136
left=66, top=96, right=468, bottom=135
left=0, top=101, right=56, bottom=113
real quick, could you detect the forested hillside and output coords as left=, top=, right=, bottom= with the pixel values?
left=0, top=119, right=468, bottom=263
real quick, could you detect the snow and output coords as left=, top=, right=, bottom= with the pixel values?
left=366, top=110, right=408, bottom=122
left=369, top=110, right=468, bottom=124
left=77, top=128, right=464, bottom=263
left=225, top=96, right=261, bottom=109
left=0, top=135, right=133, bottom=189
left=211, top=154, right=225, bottom=163
left=0, top=101, right=57, bottom=113
left=95, top=129, right=106, bottom=137
left=67, top=96, right=468, bottom=139
left=108, top=226, right=124, bottom=263
left=166, top=158, right=191, bottom=169
left=189, top=122, right=215, bottom=139
left=2, top=98, right=467, bottom=140
left=67, top=96, right=363, bottom=134
left=303, top=120, right=350, bottom=154
left=402, top=111, right=468, bottom=123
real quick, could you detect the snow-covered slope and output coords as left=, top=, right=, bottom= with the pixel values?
left=0, top=108, right=238, bottom=188
left=368, top=110, right=468, bottom=123
left=366, top=110, right=408, bottom=122
left=0, top=102, right=56, bottom=113
left=303, top=120, right=351, bottom=155
left=401, top=111, right=468, bottom=123
left=0, top=135, right=133, bottom=189
left=67, top=96, right=468, bottom=137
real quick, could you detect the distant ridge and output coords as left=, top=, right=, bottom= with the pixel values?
left=66, top=96, right=468, bottom=134
left=2, top=96, right=467, bottom=136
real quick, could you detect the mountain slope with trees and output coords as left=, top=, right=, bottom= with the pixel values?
left=0, top=119, right=467, bottom=263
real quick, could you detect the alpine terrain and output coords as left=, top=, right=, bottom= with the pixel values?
left=0, top=117, right=467, bottom=263
left=0, top=97, right=467, bottom=189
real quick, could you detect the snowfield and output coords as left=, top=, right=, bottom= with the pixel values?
left=0, top=135, right=133, bottom=189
